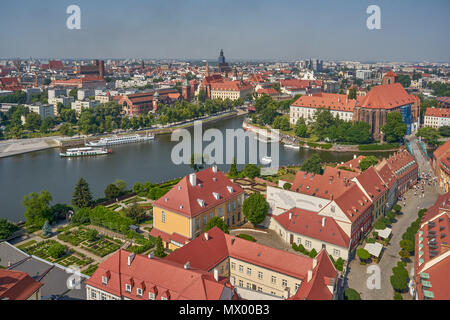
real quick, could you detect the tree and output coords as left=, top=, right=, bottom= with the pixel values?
left=229, top=157, right=239, bottom=178
left=399, top=249, right=410, bottom=260
left=22, top=191, right=53, bottom=228
left=390, top=266, right=408, bottom=292
left=397, top=74, right=411, bottom=88
left=283, top=183, right=292, bottom=190
left=309, top=248, right=317, bottom=258
left=359, top=156, right=379, bottom=171
left=0, top=218, right=19, bottom=240
left=70, top=208, right=91, bottom=225
left=400, top=239, right=414, bottom=253
left=42, top=221, right=52, bottom=237
left=356, top=248, right=370, bottom=261
left=105, top=184, right=121, bottom=200
left=242, top=164, right=260, bottom=179
left=40, top=116, right=54, bottom=133
left=393, top=204, right=402, bottom=213
left=154, top=236, right=167, bottom=258
left=374, top=220, right=386, bottom=230
left=387, top=210, right=396, bottom=222
left=48, top=243, right=66, bottom=259
left=394, top=292, right=403, bottom=300
left=344, top=288, right=361, bottom=300
left=301, top=154, right=323, bottom=174
left=382, top=112, right=406, bottom=142
left=272, top=115, right=290, bottom=131
left=122, top=199, right=146, bottom=224
left=25, top=112, right=42, bottom=132
left=72, top=178, right=93, bottom=208
left=115, top=179, right=127, bottom=193
left=198, top=89, right=206, bottom=103
left=205, top=216, right=229, bottom=234
left=417, top=127, right=440, bottom=145
left=348, top=88, right=357, bottom=100
left=243, top=193, right=268, bottom=225
left=438, top=126, right=450, bottom=137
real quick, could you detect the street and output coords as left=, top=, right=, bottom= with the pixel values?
left=345, top=138, right=444, bottom=300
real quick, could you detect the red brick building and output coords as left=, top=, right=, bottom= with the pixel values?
left=118, top=88, right=181, bottom=115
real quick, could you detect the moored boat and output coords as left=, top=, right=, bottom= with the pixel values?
left=60, top=147, right=112, bottom=157
left=86, top=133, right=154, bottom=147
left=284, top=144, right=300, bottom=150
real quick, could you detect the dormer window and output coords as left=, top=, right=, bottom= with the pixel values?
left=125, top=284, right=132, bottom=293
left=197, top=199, right=205, bottom=207
left=149, top=292, right=155, bottom=300
left=212, top=192, right=220, bottom=200
left=102, top=276, right=108, bottom=285
left=227, top=186, right=234, bottom=194
left=137, top=288, right=143, bottom=297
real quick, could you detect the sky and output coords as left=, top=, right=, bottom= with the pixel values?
left=0, top=0, right=449, bottom=62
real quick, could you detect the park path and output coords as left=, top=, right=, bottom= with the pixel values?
left=345, top=138, right=444, bottom=300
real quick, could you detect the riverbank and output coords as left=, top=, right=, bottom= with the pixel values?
left=243, top=120, right=402, bottom=154
left=0, top=110, right=241, bottom=158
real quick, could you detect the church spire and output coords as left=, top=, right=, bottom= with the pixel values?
left=206, top=61, right=210, bottom=77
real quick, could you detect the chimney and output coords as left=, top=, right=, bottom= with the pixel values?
left=289, top=212, right=292, bottom=221
left=353, top=154, right=356, bottom=159
left=128, top=253, right=135, bottom=266
left=148, top=252, right=154, bottom=259
left=322, top=217, right=326, bottom=227
left=189, top=173, right=196, bottom=186
left=212, top=165, right=217, bottom=173
left=307, top=269, right=313, bottom=282
left=184, top=261, right=190, bottom=269
left=337, top=170, right=341, bottom=178
left=312, top=258, right=317, bottom=269
left=213, top=268, right=219, bottom=282
left=205, top=232, right=209, bottom=240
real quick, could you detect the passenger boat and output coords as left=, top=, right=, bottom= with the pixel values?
left=86, top=133, right=154, bottom=147
left=284, top=144, right=300, bottom=150
left=60, top=147, right=112, bottom=157
left=261, top=156, right=272, bottom=164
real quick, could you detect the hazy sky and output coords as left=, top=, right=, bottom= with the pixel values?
left=0, top=0, right=449, bottom=62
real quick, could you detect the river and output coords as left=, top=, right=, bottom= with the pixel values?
left=0, top=116, right=393, bottom=222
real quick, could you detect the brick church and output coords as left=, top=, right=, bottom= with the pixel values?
left=352, top=71, right=420, bottom=141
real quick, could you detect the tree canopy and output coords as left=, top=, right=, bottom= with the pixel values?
left=243, top=193, right=269, bottom=225
left=22, top=190, right=53, bottom=227
left=72, top=178, right=93, bottom=208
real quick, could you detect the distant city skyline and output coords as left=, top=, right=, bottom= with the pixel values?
left=0, top=0, right=449, bottom=62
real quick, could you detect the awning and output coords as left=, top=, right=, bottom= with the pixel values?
left=377, top=227, right=392, bottom=239
left=364, top=242, right=383, bottom=258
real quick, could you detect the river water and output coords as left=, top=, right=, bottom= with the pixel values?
left=0, top=116, right=392, bottom=222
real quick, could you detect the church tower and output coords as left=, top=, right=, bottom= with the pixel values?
left=152, top=91, right=159, bottom=112
left=182, top=79, right=191, bottom=101
left=382, top=70, right=398, bottom=85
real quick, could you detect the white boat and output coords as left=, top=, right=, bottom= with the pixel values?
left=261, top=156, right=272, bottom=164
left=60, top=147, right=112, bottom=157
left=284, top=144, right=300, bottom=150
left=86, top=134, right=154, bottom=147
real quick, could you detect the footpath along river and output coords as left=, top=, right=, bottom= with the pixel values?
left=0, top=115, right=393, bottom=222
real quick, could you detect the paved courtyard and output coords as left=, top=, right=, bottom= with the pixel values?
left=345, top=138, right=444, bottom=300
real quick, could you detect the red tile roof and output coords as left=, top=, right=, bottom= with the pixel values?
left=85, top=249, right=233, bottom=300
left=433, top=140, right=450, bottom=161
left=333, top=183, right=371, bottom=223
left=273, top=208, right=350, bottom=248
left=280, top=79, right=322, bottom=90
left=291, top=93, right=356, bottom=112
left=375, top=161, right=397, bottom=189
left=210, top=80, right=253, bottom=92
left=290, top=250, right=337, bottom=300
left=153, top=167, right=244, bottom=218
left=425, top=107, right=450, bottom=118
left=290, top=167, right=358, bottom=200
left=357, top=83, right=416, bottom=109
left=0, top=269, right=42, bottom=300
left=385, top=150, right=418, bottom=179
left=355, top=167, right=387, bottom=202
left=165, top=227, right=337, bottom=300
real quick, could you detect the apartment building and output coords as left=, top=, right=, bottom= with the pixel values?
left=150, top=166, right=245, bottom=250
left=165, top=227, right=339, bottom=300
left=26, top=103, right=54, bottom=119
left=384, top=150, right=418, bottom=196
left=272, top=208, right=350, bottom=260
left=424, top=108, right=450, bottom=129
left=71, top=100, right=100, bottom=114
left=432, top=140, right=450, bottom=193
left=210, top=80, right=253, bottom=101
left=290, top=93, right=356, bottom=125
left=414, top=192, right=450, bottom=300
left=85, top=249, right=236, bottom=300
left=48, top=96, right=74, bottom=115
